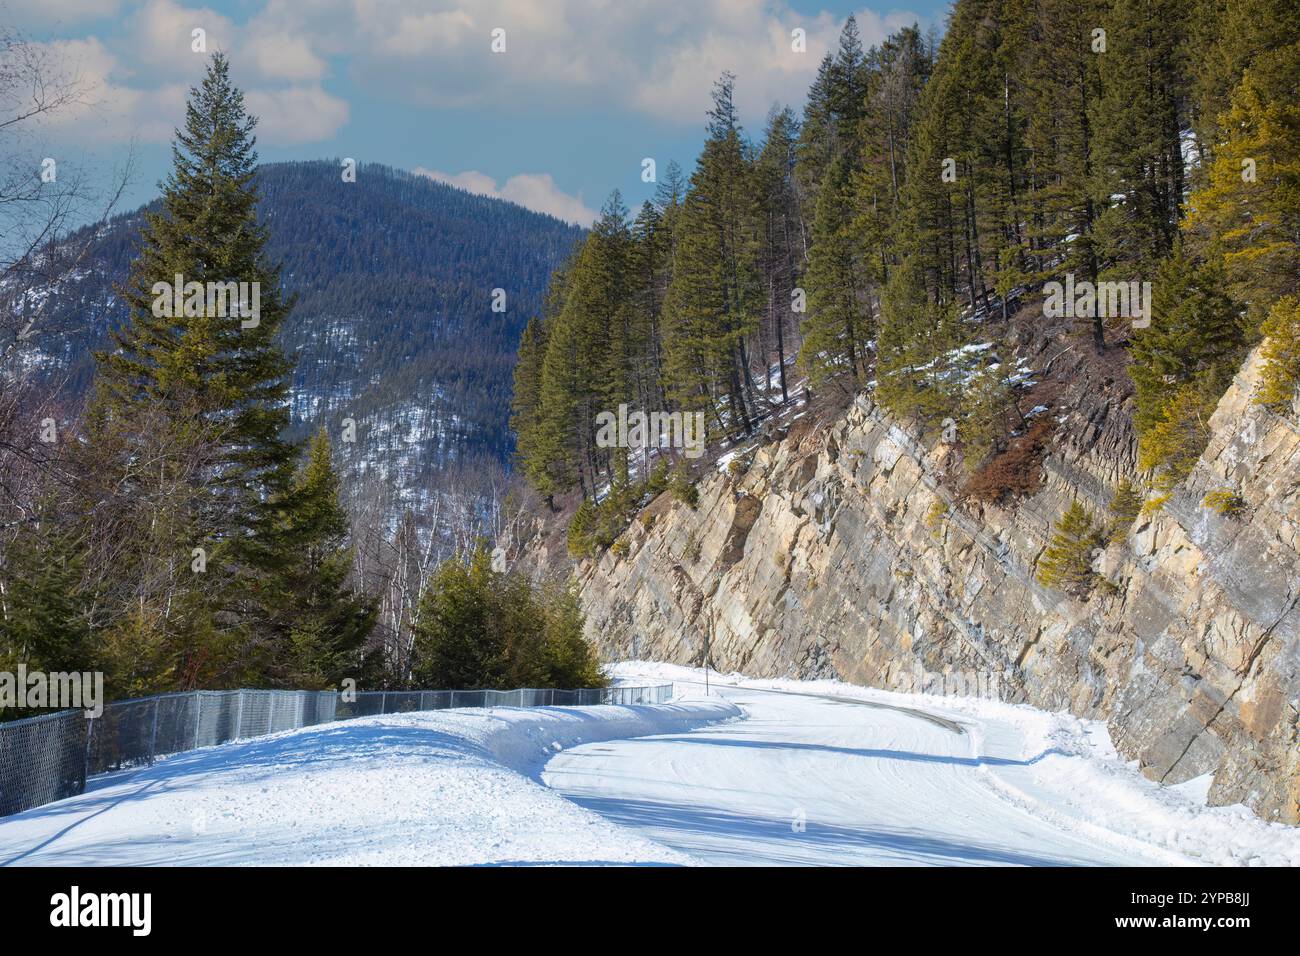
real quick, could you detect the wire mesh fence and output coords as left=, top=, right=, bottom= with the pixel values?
left=0, top=682, right=673, bottom=820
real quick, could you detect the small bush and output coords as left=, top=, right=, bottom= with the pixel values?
left=964, top=417, right=1054, bottom=503
left=924, top=499, right=948, bottom=534
left=727, top=457, right=746, bottom=479
left=669, top=461, right=699, bottom=509
left=1140, top=493, right=1171, bottom=517
left=567, top=482, right=638, bottom=559
left=1256, top=296, right=1300, bottom=411
left=959, top=365, right=1013, bottom=471
left=1202, top=487, right=1246, bottom=518
left=1106, top=478, right=1144, bottom=544
left=610, top=537, right=630, bottom=558
left=1137, top=381, right=1218, bottom=492
left=646, top=459, right=670, bottom=496
left=683, top=530, right=701, bottom=564
left=567, top=499, right=600, bottom=559
left=1036, top=500, right=1103, bottom=595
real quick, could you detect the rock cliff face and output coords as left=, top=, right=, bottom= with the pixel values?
left=561, top=348, right=1300, bottom=824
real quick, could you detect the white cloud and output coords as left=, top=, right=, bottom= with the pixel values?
left=246, top=85, right=350, bottom=143
left=414, top=167, right=596, bottom=226
left=341, top=1, right=926, bottom=125
left=374, top=9, right=476, bottom=57
left=4, top=0, right=121, bottom=27
left=20, top=1, right=929, bottom=151
left=23, top=2, right=349, bottom=146
left=244, top=31, right=328, bottom=82
left=130, top=0, right=236, bottom=71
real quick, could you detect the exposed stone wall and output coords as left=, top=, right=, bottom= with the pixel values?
left=568, top=349, right=1300, bottom=823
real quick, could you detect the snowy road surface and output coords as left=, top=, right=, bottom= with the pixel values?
left=2, top=663, right=1296, bottom=866
left=543, top=681, right=1167, bottom=865
left=0, top=700, right=738, bottom=866
left=549, top=663, right=1300, bottom=867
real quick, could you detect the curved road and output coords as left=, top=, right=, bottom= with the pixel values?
left=542, top=682, right=1175, bottom=866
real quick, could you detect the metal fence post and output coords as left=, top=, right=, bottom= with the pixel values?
left=82, top=713, right=96, bottom=787
left=235, top=690, right=245, bottom=741
left=149, top=699, right=160, bottom=763
left=192, top=693, right=202, bottom=749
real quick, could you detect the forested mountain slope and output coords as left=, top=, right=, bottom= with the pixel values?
left=27, top=160, right=584, bottom=514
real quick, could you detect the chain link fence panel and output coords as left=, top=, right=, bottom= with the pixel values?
left=0, top=682, right=672, bottom=819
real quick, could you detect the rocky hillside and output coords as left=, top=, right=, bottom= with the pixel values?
left=518, top=344, right=1299, bottom=825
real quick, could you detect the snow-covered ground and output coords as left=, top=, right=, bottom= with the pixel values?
left=568, top=663, right=1299, bottom=867
left=3, top=663, right=1294, bottom=867
left=0, top=699, right=737, bottom=866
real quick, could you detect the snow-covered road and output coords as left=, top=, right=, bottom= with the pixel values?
left=543, top=681, right=1167, bottom=866
left=545, top=664, right=1300, bottom=866
left=3, top=663, right=1296, bottom=866
left=0, top=700, right=739, bottom=866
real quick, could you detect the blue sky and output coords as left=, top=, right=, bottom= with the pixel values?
left=10, top=0, right=952, bottom=225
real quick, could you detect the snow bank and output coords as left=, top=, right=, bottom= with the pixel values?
left=0, top=698, right=738, bottom=867
left=479, top=698, right=741, bottom=776
left=611, top=662, right=1300, bottom=867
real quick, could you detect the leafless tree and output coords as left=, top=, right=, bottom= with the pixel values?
left=0, top=24, right=134, bottom=367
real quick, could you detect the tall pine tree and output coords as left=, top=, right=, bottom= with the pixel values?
left=80, top=53, right=298, bottom=687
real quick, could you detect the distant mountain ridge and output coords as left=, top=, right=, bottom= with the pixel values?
left=26, top=159, right=584, bottom=516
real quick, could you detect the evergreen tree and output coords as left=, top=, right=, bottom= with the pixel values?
left=797, top=54, right=839, bottom=202
left=960, top=364, right=1014, bottom=469
left=0, top=511, right=92, bottom=691
left=855, top=24, right=931, bottom=286
left=411, top=544, right=504, bottom=688
left=80, top=53, right=298, bottom=685
left=630, top=200, right=669, bottom=423
left=1091, top=0, right=1186, bottom=275
left=536, top=194, right=632, bottom=498
left=1020, top=0, right=1106, bottom=345
left=539, top=583, right=605, bottom=688
left=755, top=108, right=804, bottom=404
left=1107, top=478, right=1144, bottom=543
left=1130, top=245, right=1244, bottom=486
left=876, top=255, right=962, bottom=425
left=1182, top=30, right=1300, bottom=318
left=1186, top=0, right=1298, bottom=169
left=510, top=315, right=555, bottom=502
left=1256, top=296, right=1300, bottom=411
left=662, top=73, right=761, bottom=437
left=799, top=154, right=871, bottom=387
left=829, top=14, right=870, bottom=161
left=260, top=430, right=377, bottom=688
left=410, top=542, right=604, bottom=689
left=1036, top=500, right=1103, bottom=595
left=655, top=160, right=689, bottom=211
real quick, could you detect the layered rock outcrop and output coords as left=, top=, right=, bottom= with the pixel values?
left=566, top=349, right=1300, bottom=823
